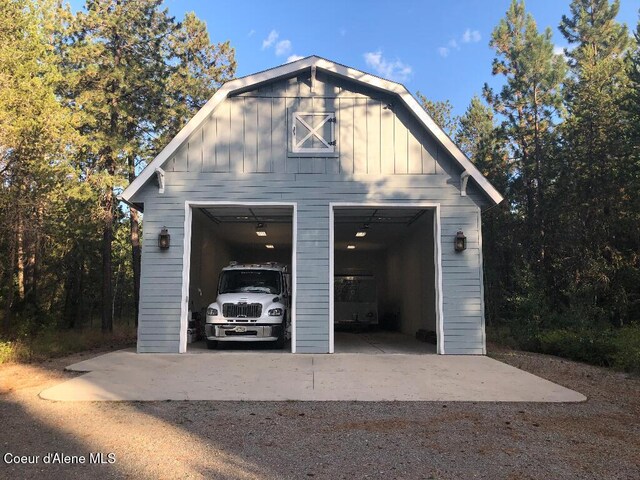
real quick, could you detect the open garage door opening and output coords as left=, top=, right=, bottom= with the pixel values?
left=185, top=204, right=295, bottom=353
left=331, top=205, right=441, bottom=354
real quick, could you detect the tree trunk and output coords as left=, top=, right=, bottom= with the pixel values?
left=2, top=230, right=16, bottom=333
left=101, top=190, right=114, bottom=333
left=16, top=212, right=25, bottom=302
left=32, top=203, right=43, bottom=308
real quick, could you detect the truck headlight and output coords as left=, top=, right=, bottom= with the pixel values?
left=268, top=308, right=283, bottom=317
left=206, top=307, right=218, bottom=316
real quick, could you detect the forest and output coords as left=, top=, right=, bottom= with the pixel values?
left=0, top=0, right=638, bottom=370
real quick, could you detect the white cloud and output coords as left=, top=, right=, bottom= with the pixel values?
left=248, top=29, right=255, bottom=37
left=363, top=51, right=412, bottom=82
left=462, top=29, right=481, bottom=43
left=262, top=30, right=278, bottom=49
left=439, top=28, right=482, bottom=58
left=275, top=39, right=292, bottom=56
left=286, top=54, right=304, bottom=63
left=553, top=45, right=565, bottom=56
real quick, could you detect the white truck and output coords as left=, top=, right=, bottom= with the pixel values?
left=204, top=262, right=290, bottom=349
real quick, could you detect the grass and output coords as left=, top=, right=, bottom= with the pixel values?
left=0, top=325, right=137, bottom=364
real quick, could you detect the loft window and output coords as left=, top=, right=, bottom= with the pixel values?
left=291, top=112, right=336, bottom=154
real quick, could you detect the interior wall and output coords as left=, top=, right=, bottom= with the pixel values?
left=384, top=211, right=436, bottom=335
left=189, top=210, right=233, bottom=314
left=334, top=250, right=388, bottom=320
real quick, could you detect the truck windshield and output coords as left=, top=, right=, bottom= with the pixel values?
left=218, top=270, right=281, bottom=294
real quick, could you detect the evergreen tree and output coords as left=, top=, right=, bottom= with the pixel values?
left=557, top=0, right=633, bottom=326
left=159, top=12, right=236, bottom=148
left=57, top=1, right=235, bottom=331
left=416, top=93, right=458, bottom=138
left=455, top=96, right=511, bottom=324
left=483, top=0, right=566, bottom=271
left=0, top=0, right=80, bottom=331
left=57, top=0, right=176, bottom=332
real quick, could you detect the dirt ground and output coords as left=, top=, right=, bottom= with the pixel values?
left=0, top=345, right=639, bottom=480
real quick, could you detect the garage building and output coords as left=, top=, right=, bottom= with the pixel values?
left=120, top=56, right=503, bottom=354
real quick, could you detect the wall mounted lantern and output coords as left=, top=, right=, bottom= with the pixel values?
left=454, top=231, right=466, bottom=252
left=158, top=227, right=170, bottom=250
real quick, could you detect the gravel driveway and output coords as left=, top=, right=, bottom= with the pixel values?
left=1, top=346, right=639, bottom=480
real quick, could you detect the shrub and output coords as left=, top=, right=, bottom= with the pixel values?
left=611, top=326, right=640, bottom=374
left=0, top=325, right=136, bottom=364
left=537, top=329, right=618, bottom=367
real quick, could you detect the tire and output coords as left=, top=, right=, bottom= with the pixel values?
left=275, top=323, right=285, bottom=349
left=206, top=339, right=218, bottom=350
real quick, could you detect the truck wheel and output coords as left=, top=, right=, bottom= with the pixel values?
left=275, top=325, right=285, bottom=349
left=206, top=339, right=218, bottom=350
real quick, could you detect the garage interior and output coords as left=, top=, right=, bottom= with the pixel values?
left=188, top=205, right=294, bottom=352
left=333, top=207, right=438, bottom=354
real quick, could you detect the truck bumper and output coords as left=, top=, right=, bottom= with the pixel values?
left=205, top=323, right=282, bottom=342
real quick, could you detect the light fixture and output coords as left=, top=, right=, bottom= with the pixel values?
left=158, top=227, right=170, bottom=250
left=454, top=231, right=466, bottom=252
left=347, top=244, right=356, bottom=250
left=355, top=223, right=369, bottom=238
left=265, top=244, right=274, bottom=249
left=255, top=223, right=267, bottom=237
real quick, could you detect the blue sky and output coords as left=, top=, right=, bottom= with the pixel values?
left=72, top=0, right=639, bottom=117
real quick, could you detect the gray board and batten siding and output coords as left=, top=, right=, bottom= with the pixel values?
left=131, top=65, right=494, bottom=355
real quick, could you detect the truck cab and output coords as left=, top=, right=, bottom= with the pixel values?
left=204, top=262, right=290, bottom=349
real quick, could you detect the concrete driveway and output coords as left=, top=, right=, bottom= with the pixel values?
left=39, top=349, right=586, bottom=402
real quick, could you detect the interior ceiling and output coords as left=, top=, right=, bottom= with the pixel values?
left=334, top=207, right=432, bottom=251
left=201, top=206, right=293, bottom=224
left=196, top=206, right=293, bottom=249
left=194, top=206, right=432, bottom=252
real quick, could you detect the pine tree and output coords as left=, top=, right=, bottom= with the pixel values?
left=455, top=96, right=511, bottom=324
left=557, top=0, right=632, bottom=325
left=0, top=0, right=78, bottom=331
left=57, top=0, right=178, bottom=332
left=483, top=0, right=566, bottom=269
left=415, top=93, right=458, bottom=138
left=57, top=1, right=236, bottom=331
left=158, top=12, right=236, bottom=148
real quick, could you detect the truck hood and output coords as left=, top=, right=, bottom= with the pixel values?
left=215, top=292, right=280, bottom=306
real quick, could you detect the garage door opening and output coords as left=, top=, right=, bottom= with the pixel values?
left=184, top=204, right=295, bottom=353
left=330, top=205, right=442, bottom=354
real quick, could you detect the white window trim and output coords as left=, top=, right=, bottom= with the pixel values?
left=291, top=111, right=335, bottom=154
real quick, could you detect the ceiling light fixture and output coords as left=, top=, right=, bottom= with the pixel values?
left=265, top=244, right=274, bottom=249
left=355, top=223, right=369, bottom=237
left=255, top=223, right=267, bottom=237
left=347, top=244, right=356, bottom=250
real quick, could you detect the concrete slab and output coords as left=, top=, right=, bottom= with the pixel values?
left=39, top=350, right=586, bottom=403
left=334, top=331, right=437, bottom=354
left=182, top=331, right=435, bottom=355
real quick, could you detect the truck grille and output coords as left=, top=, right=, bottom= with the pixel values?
left=223, top=303, right=262, bottom=318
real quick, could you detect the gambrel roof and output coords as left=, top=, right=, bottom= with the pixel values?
left=121, top=56, right=503, bottom=205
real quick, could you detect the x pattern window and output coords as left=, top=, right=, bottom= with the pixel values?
left=291, top=112, right=336, bottom=153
